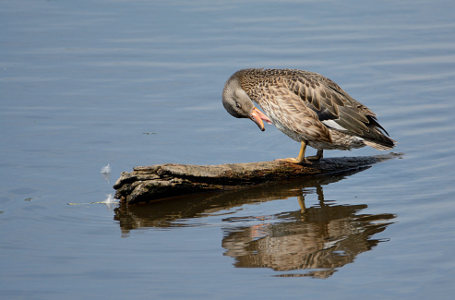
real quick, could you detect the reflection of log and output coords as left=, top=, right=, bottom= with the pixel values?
left=114, top=153, right=401, bottom=204
left=114, top=166, right=366, bottom=233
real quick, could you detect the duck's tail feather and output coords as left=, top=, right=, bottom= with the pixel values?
left=364, top=137, right=396, bottom=150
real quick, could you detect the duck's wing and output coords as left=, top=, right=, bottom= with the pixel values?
left=284, top=71, right=394, bottom=148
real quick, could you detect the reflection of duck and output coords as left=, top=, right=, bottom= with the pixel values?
left=222, top=186, right=395, bottom=278
left=222, top=69, right=395, bottom=164
left=114, top=164, right=395, bottom=277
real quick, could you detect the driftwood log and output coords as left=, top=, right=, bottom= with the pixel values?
left=114, top=153, right=401, bottom=204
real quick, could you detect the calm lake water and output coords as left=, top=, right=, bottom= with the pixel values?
left=1, top=0, right=455, bottom=299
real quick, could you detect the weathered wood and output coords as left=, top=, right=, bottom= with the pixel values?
left=114, top=152, right=401, bottom=204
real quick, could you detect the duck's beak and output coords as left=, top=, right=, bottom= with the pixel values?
left=249, top=107, right=272, bottom=131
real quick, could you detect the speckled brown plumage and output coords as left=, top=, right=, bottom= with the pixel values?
left=230, top=68, right=395, bottom=151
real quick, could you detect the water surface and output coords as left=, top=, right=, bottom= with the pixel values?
left=1, top=0, right=455, bottom=299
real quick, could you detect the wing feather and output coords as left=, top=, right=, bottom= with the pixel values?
left=284, top=71, right=393, bottom=146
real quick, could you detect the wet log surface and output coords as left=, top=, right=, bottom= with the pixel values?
left=114, top=152, right=401, bottom=204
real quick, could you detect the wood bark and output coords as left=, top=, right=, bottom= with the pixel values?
left=114, top=153, right=401, bottom=204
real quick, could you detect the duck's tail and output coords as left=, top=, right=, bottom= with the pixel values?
left=361, top=115, right=396, bottom=150
left=364, top=135, right=396, bottom=150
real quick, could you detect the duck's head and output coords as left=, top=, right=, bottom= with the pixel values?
left=222, top=75, right=271, bottom=131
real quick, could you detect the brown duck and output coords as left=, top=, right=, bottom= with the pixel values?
left=222, top=68, right=395, bottom=164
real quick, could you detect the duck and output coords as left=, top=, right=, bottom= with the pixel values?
left=222, top=68, right=395, bottom=164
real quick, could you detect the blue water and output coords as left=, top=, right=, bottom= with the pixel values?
left=1, top=0, right=455, bottom=299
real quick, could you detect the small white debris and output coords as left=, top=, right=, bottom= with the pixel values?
left=101, top=163, right=111, bottom=183
left=100, top=193, right=118, bottom=209
left=102, top=193, right=116, bottom=204
left=100, top=163, right=111, bottom=175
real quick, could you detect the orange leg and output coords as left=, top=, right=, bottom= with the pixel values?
left=277, top=142, right=323, bottom=164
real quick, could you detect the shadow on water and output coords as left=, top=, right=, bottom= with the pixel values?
left=114, top=166, right=395, bottom=278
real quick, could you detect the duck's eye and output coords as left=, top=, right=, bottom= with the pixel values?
left=235, top=102, right=241, bottom=109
